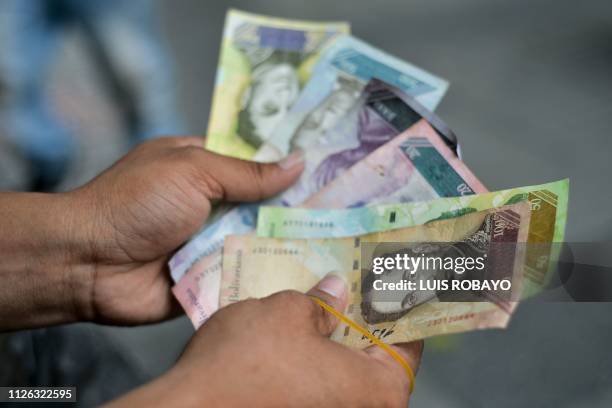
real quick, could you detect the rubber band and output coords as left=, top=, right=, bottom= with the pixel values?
left=309, top=296, right=415, bottom=394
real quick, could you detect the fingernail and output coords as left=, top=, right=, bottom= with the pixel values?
left=278, top=149, right=304, bottom=170
left=316, top=273, right=347, bottom=299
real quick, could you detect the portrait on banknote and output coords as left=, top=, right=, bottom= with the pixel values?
left=360, top=212, right=509, bottom=324
left=290, top=73, right=364, bottom=151
left=233, top=22, right=340, bottom=148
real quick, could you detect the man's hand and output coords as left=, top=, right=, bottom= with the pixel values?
left=109, top=275, right=424, bottom=407
left=0, top=137, right=303, bottom=330
left=74, top=137, right=304, bottom=324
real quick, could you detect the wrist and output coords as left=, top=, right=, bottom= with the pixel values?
left=0, top=191, right=96, bottom=329
left=55, top=190, right=100, bottom=322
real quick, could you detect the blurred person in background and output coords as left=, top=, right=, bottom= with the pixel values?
left=0, top=0, right=183, bottom=191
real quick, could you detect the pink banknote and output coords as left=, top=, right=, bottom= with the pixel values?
left=173, top=80, right=481, bottom=328
left=303, top=119, right=487, bottom=209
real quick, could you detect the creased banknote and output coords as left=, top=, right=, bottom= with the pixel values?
left=219, top=203, right=531, bottom=347
left=296, top=116, right=485, bottom=209
left=170, top=80, right=456, bottom=283
left=172, top=82, right=470, bottom=327
left=254, top=35, right=450, bottom=161
left=204, top=9, right=350, bottom=159
left=270, top=79, right=466, bottom=207
left=257, top=179, right=569, bottom=294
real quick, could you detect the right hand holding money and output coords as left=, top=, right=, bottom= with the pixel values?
left=112, top=274, right=423, bottom=407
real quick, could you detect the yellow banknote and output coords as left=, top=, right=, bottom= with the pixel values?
left=220, top=203, right=531, bottom=347
left=205, top=9, right=350, bottom=158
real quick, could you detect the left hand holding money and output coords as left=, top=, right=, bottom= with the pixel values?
left=0, top=136, right=304, bottom=330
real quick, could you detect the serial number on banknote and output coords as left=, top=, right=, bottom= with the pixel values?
left=252, top=247, right=300, bottom=256
left=426, top=313, right=476, bottom=327
left=282, top=220, right=335, bottom=228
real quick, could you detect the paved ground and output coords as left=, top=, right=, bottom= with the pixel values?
left=2, top=0, right=612, bottom=406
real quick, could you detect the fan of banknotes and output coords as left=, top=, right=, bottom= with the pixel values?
left=169, top=9, right=569, bottom=347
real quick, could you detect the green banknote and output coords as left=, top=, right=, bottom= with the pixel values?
left=205, top=9, right=350, bottom=159
left=257, top=179, right=569, bottom=294
left=221, top=203, right=532, bottom=347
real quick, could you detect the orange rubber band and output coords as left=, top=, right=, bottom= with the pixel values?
left=309, top=296, right=415, bottom=394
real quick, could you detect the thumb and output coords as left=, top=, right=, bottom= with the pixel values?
left=196, top=149, right=304, bottom=202
left=306, top=273, right=349, bottom=337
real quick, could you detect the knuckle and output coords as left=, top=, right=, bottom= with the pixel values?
left=179, top=136, right=204, bottom=146
left=267, top=289, right=307, bottom=306
left=209, top=298, right=264, bottom=332
left=228, top=297, right=264, bottom=316
left=178, top=145, right=204, bottom=161
left=265, top=290, right=313, bottom=319
left=173, top=148, right=225, bottom=199
left=167, top=146, right=199, bottom=169
left=266, top=290, right=335, bottom=335
left=197, top=171, right=225, bottom=199
left=245, top=162, right=268, bottom=200
left=239, top=297, right=264, bottom=311
left=251, top=161, right=267, bottom=181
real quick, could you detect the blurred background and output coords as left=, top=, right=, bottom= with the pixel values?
left=1, top=0, right=611, bottom=406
